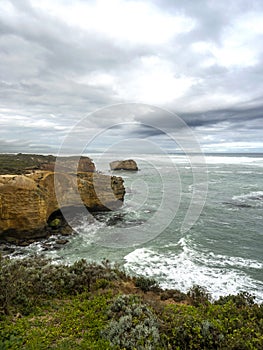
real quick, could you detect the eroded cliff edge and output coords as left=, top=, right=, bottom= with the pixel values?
left=0, top=155, right=125, bottom=242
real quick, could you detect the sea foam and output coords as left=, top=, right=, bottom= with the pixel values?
left=124, top=236, right=263, bottom=302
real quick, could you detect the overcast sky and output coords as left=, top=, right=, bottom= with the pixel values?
left=0, top=0, right=263, bottom=154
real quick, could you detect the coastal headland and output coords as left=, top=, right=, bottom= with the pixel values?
left=0, top=154, right=125, bottom=243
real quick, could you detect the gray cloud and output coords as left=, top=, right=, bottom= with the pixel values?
left=0, top=0, right=263, bottom=153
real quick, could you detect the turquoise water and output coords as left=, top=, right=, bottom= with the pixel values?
left=13, top=153, right=263, bottom=302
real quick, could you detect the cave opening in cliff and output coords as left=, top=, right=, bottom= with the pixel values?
left=47, top=206, right=94, bottom=230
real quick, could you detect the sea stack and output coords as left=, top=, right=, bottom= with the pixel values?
left=110, top=159, right=138, bottom=171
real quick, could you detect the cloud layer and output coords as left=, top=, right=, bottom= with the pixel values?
left=0, top=0, right=263, bottom=153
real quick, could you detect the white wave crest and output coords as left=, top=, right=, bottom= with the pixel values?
left=124, top=238, right=263, bottom=302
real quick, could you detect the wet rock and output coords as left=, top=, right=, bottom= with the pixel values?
left=55, top=239, right=69, bottom=245
left=223, top=201, right=253, bottom=208
left=41, top=244, right=51, bottom=251
left=4, top=236, right=19, bottom=245
left=18, top=241, right=30, bottom=247
left=1, top=245, right=15, bottom=254
left=60, top=226, right=74, bottom=236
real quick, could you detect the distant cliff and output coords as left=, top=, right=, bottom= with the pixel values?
left=0, top=154, right=95, bottom=174
left=0, top=155, right=125, bottom=242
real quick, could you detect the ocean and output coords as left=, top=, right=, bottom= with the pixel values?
left=11, top=153, right=263, bottom=302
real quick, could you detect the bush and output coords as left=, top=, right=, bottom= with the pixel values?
left=187, top=284, right=211, bottom=306
left=160, top=289, right=187, bottom=302
left=215, top=291, right=255, bottom=307
left=94, top=278, right=111, bottom=290
left=160, top=300, right=263, bottom=349
left=0, top=255, right=119, bottom=316
left=0, top=255, right=262, bottom=349
left=0, top=330, right=23, bottom=349
left=102, top=294, right=160, bottom=349
left=134, top=276, right=159, bottom=292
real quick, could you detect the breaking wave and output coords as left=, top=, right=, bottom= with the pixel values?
left=124, top=236, right=263, bottom=302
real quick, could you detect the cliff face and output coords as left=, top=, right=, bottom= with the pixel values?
left=39, top=156, right=95, bottom=173
left=0, top=170, right=125, bottom=241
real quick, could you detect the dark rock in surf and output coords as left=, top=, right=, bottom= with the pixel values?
left=223, top=201, right=253, bottom=208
left=56, top=239, right=69, bottom=245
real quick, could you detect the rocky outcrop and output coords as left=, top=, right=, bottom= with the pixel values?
left=0, top=154, right=95, bottom=175
left=39, top=156, right=95, bottom=173
left=110, top=159, right=138, bottom=171
left=0, top=170, right=125, bottom=242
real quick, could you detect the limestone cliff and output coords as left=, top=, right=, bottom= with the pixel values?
left=39, top=156, right=95, bottom=173
left=0, top=170, right=125, bottom=241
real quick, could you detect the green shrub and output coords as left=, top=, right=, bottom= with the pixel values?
left=0, top=255, right=262, bottom=349
left=94, top=278, right=111, bottom=290
left=135, top=276, right=159, bottom=292
left=160, top=300, right=263, bottom=349
left=49, top=218, right=61, bottom=228
left=0, top=255, right=119, bottom=316
left=215, top=291, right=255, bottom=307
left=0, top=331, right=23, bottom=349
left=0, top=293, right=112, bottom=349
left=160, top=289, right=187, bottom=302
left=187, top=284, right=211, bottom=306
left=102, top=294, right=160, bottom=349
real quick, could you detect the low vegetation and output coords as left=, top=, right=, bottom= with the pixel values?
left=0, top=255, right=262, bottom=349
left=0, top=153, right=55, bottom=174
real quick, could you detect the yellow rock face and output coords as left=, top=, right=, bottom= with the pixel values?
left=0, top=171, right=125, bottom=240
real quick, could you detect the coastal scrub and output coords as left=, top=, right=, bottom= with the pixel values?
left=0, top=255, right=262, bottom=349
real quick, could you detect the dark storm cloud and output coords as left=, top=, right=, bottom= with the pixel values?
left=130, top=125, right=165, bottom=138
left=0, top=0, right=263, bottom=153
left=180, top=106, right=263, bottom=128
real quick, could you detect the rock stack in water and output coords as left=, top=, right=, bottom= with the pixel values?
left=110, top=159, right=138, bottom=171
